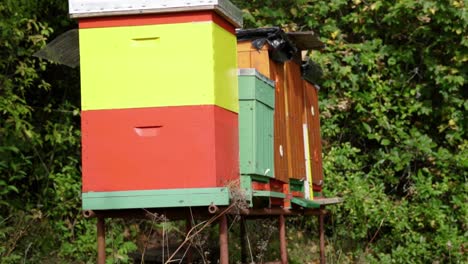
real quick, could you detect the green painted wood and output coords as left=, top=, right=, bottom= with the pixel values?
left=239, top=101, right=256, bottom=174
left=82, top=188, right=230, bottom=210
left=238, top=69, right=275, bottom=178
left=252, top=190, right=285, bottom=198
left=240, top=175, right=253, bottom=207
left=250, top=174, right=270, bottom=183
left=238, top=69, right=275, bottom=108
left=291, top=197, right=320, bottom=208
left=289, top=179, right=304, bottom=192
left=312, top=197, right=344, bottom=205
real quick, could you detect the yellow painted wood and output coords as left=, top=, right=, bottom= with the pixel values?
left=214, top=25, right=238, bottom=113
left=79, top=22, right=238, bottom=112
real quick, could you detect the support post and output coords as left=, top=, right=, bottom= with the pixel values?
left=240, top=217, right=247, bottom=263
left=319, top=212, right=326, bottom=264
left=279, top=214, right=288, bottom=264
left=97, top=216, right=106, bottom=264
left=219, top=214, right=229, bottom=264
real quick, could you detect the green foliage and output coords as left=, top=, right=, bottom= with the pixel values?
left=234, top=0, right=466, bottom=262
left=1, top=0, right=466, bottom=262
left=0, top=0, right=136, bottom=262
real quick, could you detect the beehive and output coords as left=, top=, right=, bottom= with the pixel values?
left=236, top=28, right=325, bottom=198
left=70, top=0, right=243, bottom=210
left=238, top=68, right=275, bottom=178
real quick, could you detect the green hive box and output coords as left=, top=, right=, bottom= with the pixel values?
left=238, top=68, right=275, bottom=178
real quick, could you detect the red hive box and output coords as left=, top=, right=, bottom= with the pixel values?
left=82, top=105, right=239, bottom=192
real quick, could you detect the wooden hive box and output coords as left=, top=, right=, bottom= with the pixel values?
left=69, top=0, right=243, bottom=210
left=236, top=28, right=325, bottom=199
left=238, top=68, right=275, bottom=179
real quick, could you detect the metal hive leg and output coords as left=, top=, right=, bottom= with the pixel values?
left=219, top=214, right=229, bottom=264
left=319, top=212, right=326, bottom=264
left=279, top=214, right=288, bottom=264
left=97, top=216, right=106, bottom=264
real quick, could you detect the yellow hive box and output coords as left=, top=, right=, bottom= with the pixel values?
left=79, top=22, right=238, bottom=112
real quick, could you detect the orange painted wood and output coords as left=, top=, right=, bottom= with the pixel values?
left=237, top=41, right=270, bottom=77
left=291, top=191, right=305, bottom=198
left=303, top=81, right=324, bottom=191
left=252, top=181, right=270, bottom=191
left=272, top=179, right=291, bottom=208
left=81, top=105, right=239, bottom=192
left=270, top=179, right=285, bottom=193
left=284, top=61, right=306, bottom=180
left=270, top=60, right=290, bottom=183
left=283, top=183, right=291, bottom=209
left=79, top=11, right=235, bottom=34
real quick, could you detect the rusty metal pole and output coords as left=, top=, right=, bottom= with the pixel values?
left=240, top=217, right=247, bottom=263
left=97, top=216, right=106, bottom=264
left=279, top=214, right=288, bottom=264
left=319, top=212, right=326, bottom=264
left=219, top=214, right=229, bottom=264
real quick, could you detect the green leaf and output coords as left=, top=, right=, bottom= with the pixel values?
left=362, top=122, right=372, bottom=133
left=381, top=139, right=391, bottom=145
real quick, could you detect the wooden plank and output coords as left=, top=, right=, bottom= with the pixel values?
left=236, top=41, right=270, bottom=77
left=252, top=190, right=286, bottom=198
left=303, top=81, right=324, bottom=190
left=237, top=48, right=252, bottom=70
left=313, top=197, right=344, bottom=205
left=240, top=175, right=253, bottom=207
left=291, top=197, right=320, bottom=208
left=270, top=60, right=290, bottom=183
left=284, top=61, right=306, bottom=180
left=286, top=31, right=324, bottom=50
left=79, top=11, right=236, bottom=34
left=82, top=188, right=230, bottom=210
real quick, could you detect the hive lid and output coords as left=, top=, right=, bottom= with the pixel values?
left=68, top=0, right=243, bottom=27
left=286, top=31, right=325, bottom=50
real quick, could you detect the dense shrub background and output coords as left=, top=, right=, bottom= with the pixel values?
left=1, top=0, right=466, bottom=263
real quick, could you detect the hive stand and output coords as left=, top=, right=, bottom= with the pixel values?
left=86, top=205, right=343, bottom=264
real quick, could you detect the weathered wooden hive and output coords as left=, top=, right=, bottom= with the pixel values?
left=237, top=28, right=326, bottom=208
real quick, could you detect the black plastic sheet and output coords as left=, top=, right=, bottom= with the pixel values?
left=236, top=27, right=298, bottom=63
left=237, top=28, right=325, bottom=81
left=301, top=58, right=323, bottom=85
left=33, top=29, right=80, bottom=68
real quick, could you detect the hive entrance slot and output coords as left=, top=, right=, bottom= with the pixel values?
left=131, top=37, right=160, bottom=47
left=134, top=126, right=163, bottom=137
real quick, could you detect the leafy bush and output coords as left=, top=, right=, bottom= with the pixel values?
left=233, top=0, right=466, bottom=262
left=1, top=0, right=465, bottom=263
